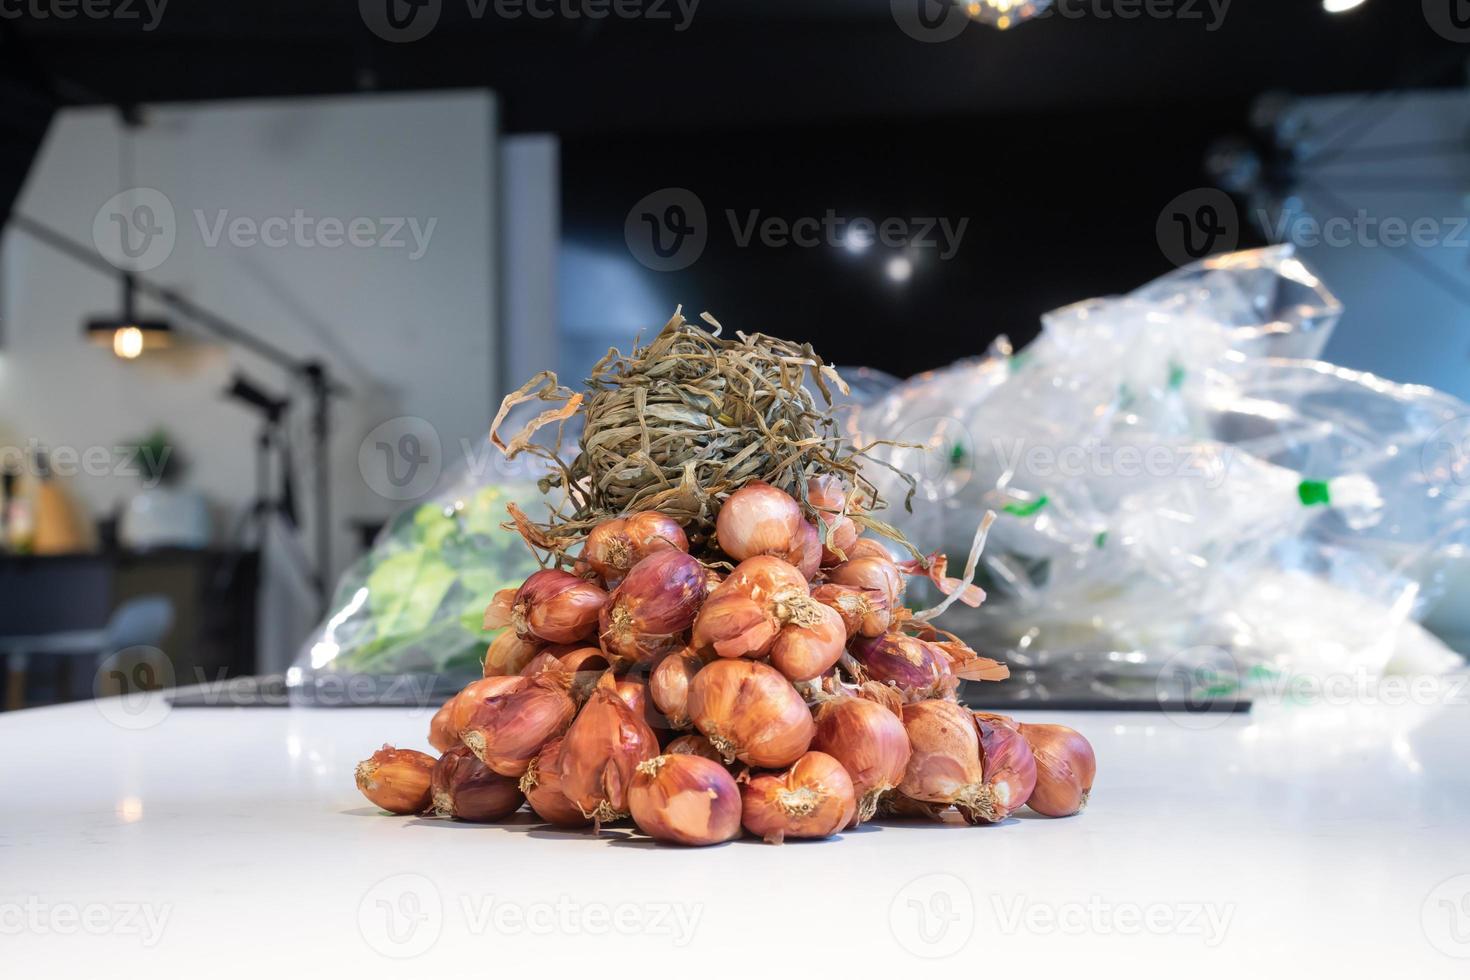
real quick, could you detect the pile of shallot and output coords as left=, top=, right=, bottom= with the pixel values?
left=354, top=480, right=1096, bottom=845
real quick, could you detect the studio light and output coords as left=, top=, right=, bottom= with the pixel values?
left=84, top=274, right=172, bottom=359
left=1322, top=0, right=1366, bottom=12
left=963, top=0, right=1052, bottom=30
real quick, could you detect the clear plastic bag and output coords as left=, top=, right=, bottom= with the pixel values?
left=854, top=247, right=1470, bottom=701
left=286, top=418, right=576, bottom=704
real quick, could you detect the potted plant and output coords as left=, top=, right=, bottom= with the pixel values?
left=119, top=428, right=211, bottom=549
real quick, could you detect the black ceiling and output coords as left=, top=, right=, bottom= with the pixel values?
left=1, top=1, right=1464, bottom=135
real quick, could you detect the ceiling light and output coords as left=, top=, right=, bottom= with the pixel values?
left=1322, top=0, right=1366, bottom=12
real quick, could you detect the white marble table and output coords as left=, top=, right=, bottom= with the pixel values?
left=4, top=682, right=1469, bottom=978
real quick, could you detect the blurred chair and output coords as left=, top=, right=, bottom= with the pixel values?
left=2, top=595, right=174, bottom=711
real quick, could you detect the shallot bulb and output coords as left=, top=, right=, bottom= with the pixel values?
left=718, top=555, right=809, bottom=603
left=556, top=646, right=612, bottom=702
left=807, top=474, right=860, bottom=565
left=812, top=695, right=911, bottom=824
left=613, top=675, right=667, bottom=735
left=664, top=733, right=726, bottom=763
left=649, top=647, right=705, bottom=729
left=519, top=736, right=590, bottom=827
left=483, top=630, right=543, bottom=677
left=784, top=521, right=822, bottom=580
left=558, top=672, right=660, bottom=827
left=740, top=751, right=856, bottom=844
left=769, top=602, right=847, bottom=682
left=519, top=651, right=565, bottom=677
left=969, top=716, right=1037, bottom=823
left=428, top=697, right=458, bottom=753
left=686, top=659, right=815, bottom=768
left=583, top=511, right=688, bottom=583
left=849, top=633, right=956, bottom=700
left=629, top=755, right=743, bottom=846
left=462, top=669, right=576, bottom=777
left=1020, top=723, right=1096, bottom=817
left=827, top=556, right=905, bottom=608
left=716, top=482, right=803, bottom=561
left=599, top=550, right=709, bottom=663
left=355, top=745, right=436, bottom=815
left=430, top=745, right=524, bottom=822
left=898, top=700, right=986, bottom=819
left=449, top=675, right=529, bottom=737
left=486, top=569, right=608, bottom=644
left=810, top=582, right=890, bottom=638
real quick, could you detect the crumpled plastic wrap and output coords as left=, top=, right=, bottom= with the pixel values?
left=854, top=247, right=1470, bottom=702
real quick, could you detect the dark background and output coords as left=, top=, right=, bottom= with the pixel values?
left=4, top=1, right=1465, bottom=373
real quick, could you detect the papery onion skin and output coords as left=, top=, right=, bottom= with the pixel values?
left=692, top=591, right=780, bottom=659
left=449, top=675, right=529, bottom=737
left=650, top=647, right=704, bottom=729
left=355, top=745, right=436, bottom=815
left=716, top=555, right=809, bottom=604
left=484, top=630, right=543, bottom=677
left=519, top=737, right=591, bottom=827
left=1020, top=723, right=1096, bottom=817
left=716, top=482, right=803, bottom=561
left=969, top=716, right=1037, bottom=823
left=664, top=733, right=726, bottom=763
left=430, top=745, right=524, bottom=822
left=898, top=700, right=985, bottom=812
left=687, top=658, right=815, bottom=768
left=784, top=521, right=822, bottom=580
left=558, top=672, right=660, bottom=828
left=599, top=550, right=709, bottom=663
left=462, top=670, right=576, bottom=777
left=808, top=475, right=860, bottom=566
left=519, top=651, right=565, bottom=676
left=770, top=603, right=847, bottom=682
left=846, top=538, right=895, bottom=562
left=428, top=698, right=458, bottom=753
left=740, top=751, right=856, bottom=844
left=849, top=633, right=956, bottom=700
left=810, top=583, right=890, bottom=638
left=629, top=755, right=743, bottom=846
left=584, top=512, right=688, bottom=583
left=812, top=695, right=911, bottom=824
left=508, top=569, right=609, bottom=644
